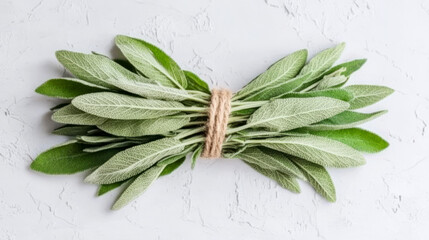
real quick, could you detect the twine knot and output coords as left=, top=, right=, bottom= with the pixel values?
left=201, top=88, right=232, bottom=158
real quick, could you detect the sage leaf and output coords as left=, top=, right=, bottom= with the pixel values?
left=112, top=164, right=165, bottom=210
left=77, top=136, right=124, bottom=144
left=56, top=50, right=148, bottom=89
left=306, top=110, right=387, bottom=130
left=291, top=158, right=336, bottom=202
left=245, top=74, right=310, bottom=101
left=298, top=43, right=345, bottom=80
left=52, top=125, right=95, bottom=136
left=236, top=49, right=307, bottom=99
left=72, top=92, right=185, bottom=120
left=159, top=156, right=186, bottom=176
left=98, top=116, right=190, bottom=137
left=115, top=35, right=187, bottom=89
left=184, top=71, right=210, bottom=93
left=98, top=154, right=186, bottom=196
left=85, top=138, right=185, bottom=184
left=83, top=141, right=136, bottom=153
left=36, top=78, right=107, bottom=99
left=235, top=147, right=305, bottom=179
left=344, top=85, right=394, bottom=110
left=246, top=162, right=300, bottom=193
left=191, top=144, right=203, bottom=169
left=309, top=128, right=389, bottom=153
left=52, top=104, right=106, bottom=125
left=315, top=74, right=348, bottom=90
left=260, top=135, right=365, bottom=167
left=31, top=141, right=120, bottom=174
left=247, top=97, right=349, bottom=132
left=98, top=180, right=128, bottom=196
left=318, top=59, right=367, bottom=88
left=278, top=89, right=353, bottom=102
left=101, top=78, right=192, bottom=101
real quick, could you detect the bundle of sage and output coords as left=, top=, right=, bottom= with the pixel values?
left=32, top=35, right=393, bottom=210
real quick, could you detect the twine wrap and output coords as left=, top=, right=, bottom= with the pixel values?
left=201, top=89, right=232, bottom=158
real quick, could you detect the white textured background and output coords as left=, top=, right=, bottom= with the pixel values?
left=1, top=0, right=429, bottom=239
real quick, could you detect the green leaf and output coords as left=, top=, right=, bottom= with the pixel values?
left=235, top=49, right=307, bottom=99
left=159, top=157, right=186, bottom=176
left=77, top=136, right=124, bottom=144
left=115, top=35, right=187, bottom=89
left=246, top=162, right=300, bottom=193
left=190, top=144, right=203, bottom=169
left=85, top=138, right=186, bottom=184
left=98, top=180, right=129, bottom=196
left=291, top=158, right=336, bottom=202
left=309, top=128, right=389, bottom=153
left=36, top=78, right=107, bottom=99
left=72, top=92, right=185, bottom=120
left=235, top=147, right=305, bottom=179
left=306, top=110, right=387, bottom=130
left=52, top=125, right=95, bottom=136
left=278, top=89, right=353, bottom=102
left=298, top=43, right=346, bottom=80
left=244, top=74, right=310, bottom=101
left=184, top=71, right=210, bottom=93
left=323, top=59, right=367, bottom=77
left=101, top=77, right=193, bottom=101
left=31, top=141, right=120, bottom=174
left=52, top=104, right=106, bottom=125
left=56, top=50, right=148, bottom=89
left=83, top=141, right=136, bottom=153
left=112, top=164, right=165, bottom=210
left=247, top=97, right=349, bottom=132
left=344, top=85, right=394, bottom=110
left=260, top=135, right=365, bottom=167
left=98, top=116, right=190, bottom=137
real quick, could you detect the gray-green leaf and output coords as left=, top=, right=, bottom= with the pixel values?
left=247, top=97, right=349, bottom=132
left=236, top=49, right=307, bottom=99
left=245, top=74, right=310, bottom=101
left=278, top=89, right=353, bottom=102
left=72, top=92, right=185, bottom=120
left=344, top=85, right=394, bottom=110
left=52, top=104, right=106, bottom=125
left=101, top=78, right=192, bottom=101
left=115, top=35, right=187, bottom=89
left=56, top=50, right=148, bottom=89
left=98, top=116, right=190, bottom=137
left=112, top=164, right=165, bottom=210
left=260, top=135, right=365, bottom=167
left=298, top=43, right=345, bottom=80
left=85, top=138, right=186, bottom=184
left=83, top=141, right=135, bottom=153
left=291, top=158, right=336, bottom=202
left=235, top=147, right=305, bottom=179
left=246, top=162, right=300, bottom=193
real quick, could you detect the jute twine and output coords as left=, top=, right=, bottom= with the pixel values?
left=201, top=88, right=232, bottom=158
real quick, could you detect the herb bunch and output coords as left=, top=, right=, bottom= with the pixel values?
left=32, top=35, right=393, bottom=210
